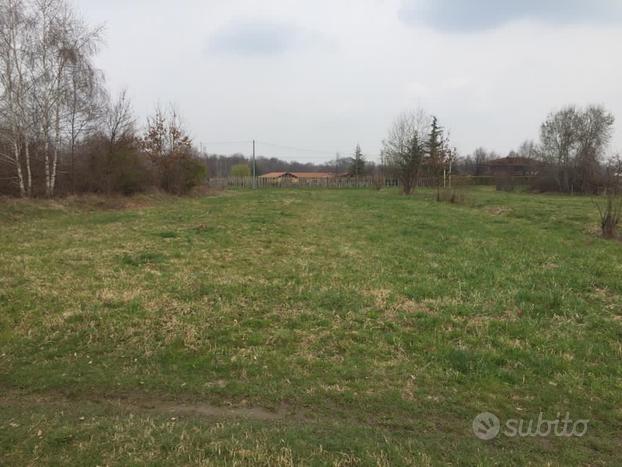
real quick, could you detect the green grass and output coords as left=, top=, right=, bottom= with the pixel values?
left=1, top=188, right=621, bottom=465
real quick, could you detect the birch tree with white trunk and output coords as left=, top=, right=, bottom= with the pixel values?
left=0, top=0, right=32, bottom=196
left=0, top=0, right=103, bottom=196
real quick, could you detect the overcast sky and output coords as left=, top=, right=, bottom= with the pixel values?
left=75, top=0, right=622, bottom=163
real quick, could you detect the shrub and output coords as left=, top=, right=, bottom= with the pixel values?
left=160, top=155, right=207, bottom=195
left=77, top=135, right=152, bottom=195
left=113, top=148, right=153, bottom=195
left=595, top=190, right=621, bottom=239
left=230, top=163, right=251, bottom=177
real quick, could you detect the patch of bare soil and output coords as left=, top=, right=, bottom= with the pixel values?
left=0, top=389, right=304, bottom=423
left=484, top=206, right=512, bottom=216
left=0, top=191, right=224, bottom=214
left=66, top=193, right=177, bottom=211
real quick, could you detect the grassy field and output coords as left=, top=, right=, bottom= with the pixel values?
left=1, top=188, right=621, bottom=465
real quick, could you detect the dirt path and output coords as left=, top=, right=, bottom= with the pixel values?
left=0, top=389, right=309, bottom=423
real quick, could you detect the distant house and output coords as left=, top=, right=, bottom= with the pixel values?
left=259, top=172, right=297, bottom=180
left=291, top=172, right=335, bottom=179
left=481, top=157, right=542, bottom=177
left=259, top=172, right=335, bottom=181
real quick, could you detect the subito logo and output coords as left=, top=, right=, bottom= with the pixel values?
left=472, top=412, right=501, bottom=440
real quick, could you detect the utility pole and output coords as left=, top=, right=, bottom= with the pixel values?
left=448, top=148, right=455, bottom=189
left=252, top=140, right=257, bottom=189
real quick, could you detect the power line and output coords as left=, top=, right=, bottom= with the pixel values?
left=257, top=141, right=348, bottom=156
left=200, top=139, right=382, bottom=161
left=201, top=140, right=253, bottom=146
left=258, top=141, right=382, bottom=160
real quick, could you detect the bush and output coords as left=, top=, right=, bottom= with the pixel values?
left=595, top=188, right=622, bottom=239
left=230, top=163, right=251, bottom=177
left=160, top=155, right=207, bottom=195
left=112, top=148, right=153, bottom=195
left=76, top=135, right=152, bottom=195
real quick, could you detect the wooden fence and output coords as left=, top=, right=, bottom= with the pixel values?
left=208, top=176, right=397, bottom=189
left=207, top=176, right=535, bottom=190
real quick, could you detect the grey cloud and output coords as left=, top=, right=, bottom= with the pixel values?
left=209, top=20, right=312, bottom=56
left=400, top=0, right=622, bottom=32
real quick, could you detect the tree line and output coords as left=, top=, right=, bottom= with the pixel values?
left=203, top=154, right=375, bottom=179
left=1, top=1, right=619, bottom=198
left=382, top=105, right=618, bottom=195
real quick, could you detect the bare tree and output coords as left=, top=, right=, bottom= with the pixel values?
left=540, top=105, right=614, bottom=193
left=0, top=0, right=32, bottom=196
left=382, top=111, right=430, bottom=195
left=518, top=140, right=538, bottom=159
left=575, top=106, right=615, bottom=193
left=142, top=105, right=192, bottom=163
left=64, top=19, right=105, bottom=192
left=0, top=0, right=103, bottom=196
left=609, top=154, right=622, bottom=183
left=96, top=89, right=136, bottom=193
left=31, top=0, right=103, bottom=196
left=473, top=147, right=490, bottom=176
left=104, top=89, right=135, bottom=148
left=141, top=105, right=203, bottom=194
